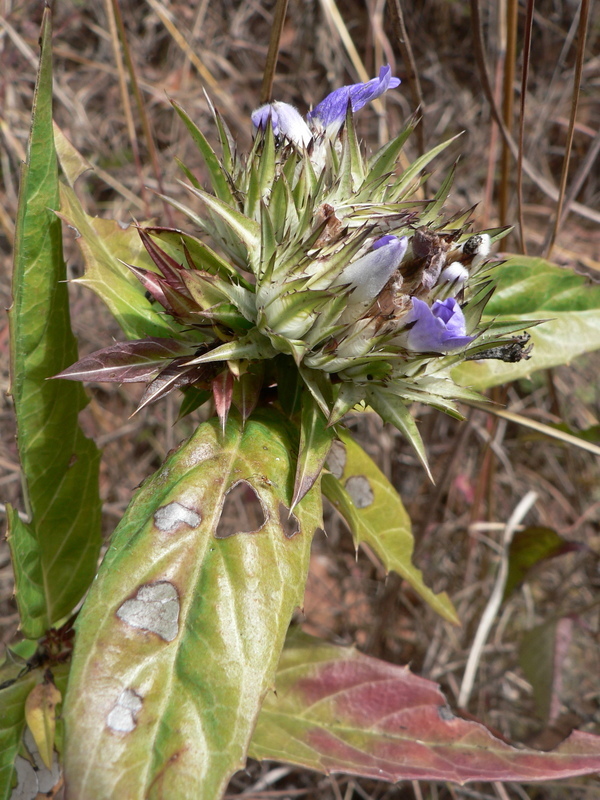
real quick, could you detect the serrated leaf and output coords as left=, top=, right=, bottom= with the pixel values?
left=322, top=432, right=458, bottom=624
left=7, top=7, right=101, bottom=638
left=292, top=395, right=335, bottom=510
left=366, top=387, right=432, bottom=480
left=249, top=630, right=600, bottom=783
left=59, top=186, right=178, bottom=340
left=454, top=255, right=600, bottom=389
left=64, top=412, right=322, bottom=800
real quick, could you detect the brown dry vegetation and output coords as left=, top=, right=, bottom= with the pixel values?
left=1, top=1, right=599, bottom=798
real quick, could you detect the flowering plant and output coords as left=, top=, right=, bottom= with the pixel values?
left=56, top=66, right=531, bottom=486
left=15, top=19, right=600, bottom=799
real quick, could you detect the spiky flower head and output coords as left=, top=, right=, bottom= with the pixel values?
left=58, top=68, right=532, bottom=482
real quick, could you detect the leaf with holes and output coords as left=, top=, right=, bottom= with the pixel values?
left=63, top=411, right=322, bottom=800
left=322, top=432, right=458, bottom=625
left=454, top=255, right=600, bottom=389
left=6, top=7, right=101, bottom=639
left=249, top=630, right=600, bottom=783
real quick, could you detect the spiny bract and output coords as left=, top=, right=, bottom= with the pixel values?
left=58, top=69, right=532, bottom=478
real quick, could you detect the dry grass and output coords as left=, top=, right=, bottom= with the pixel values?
left=1, top=1, right=599, bottom=798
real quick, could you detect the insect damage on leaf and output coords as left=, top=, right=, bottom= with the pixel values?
left=154, top=501, right=202, bottom=533
left=116, top=581, right=180, bottom=642
left=215, top=480, right=268, bottom=538
left=345, top=475, right=374, bottom=508
left=106, top=688, right=144, bottom=734
left=278, top=502, right=301, bottom=539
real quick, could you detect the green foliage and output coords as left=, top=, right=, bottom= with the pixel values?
left=454, top=255, right=600, bottom=389
left=322, top=432, right=458, bottom=625
left=64, top=412, right=322, bottom=799
left=6, top=8, right=101, bottom=639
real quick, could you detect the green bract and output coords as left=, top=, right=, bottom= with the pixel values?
left=57, top=95, right=533, bottom=485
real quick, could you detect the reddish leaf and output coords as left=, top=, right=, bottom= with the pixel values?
left=213, top=370, right=234, bottom=432
left=54, top=338, right=194, bottom=383
left=232, top=367, right=264, bottom=424
left=137, top=359, right=214, bottom=412
left=137, top=227, right=188, bottom=293
left=249, top=632, right=600, bottom=784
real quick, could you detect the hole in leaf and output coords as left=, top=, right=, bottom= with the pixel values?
left=278, top=502, right=301, bottom=539
left=215, top=480, right=267, bottom=538
left=326, top=439, right=346, bottom=479
left=345, top=475, right=374, bottom=508
left=107, top=689, right=143, bottom=733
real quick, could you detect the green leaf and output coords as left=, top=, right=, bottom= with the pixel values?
left=0, top=658, right=69, bottom=800
left=172, top=101, right=236, bottom=206
left=59, top=186, right=178, bottom=339
left=184, top=184, right=261, bottom=270
left=7, top=7, right=101, bottom=638
left=64, top=412, right=322, bottom=800
left=386, top=134, right=461, bottom=202
left=366, top=387, right=432, bottom=480
left=249, top=630, right=600, bottom=783
left=504, top=526, right=582, bottom=600
left=454, top=255, right=600, bottom=389
left=291, top=396, right=335, bottom=510
left=322, top=432, right=458, bottom=624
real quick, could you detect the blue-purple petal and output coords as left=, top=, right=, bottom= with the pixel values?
left=251, top=101, right=312, bottom=147
left=307, top=66, right=401, bottom=132
left=403, top=297, right=474, bottom=352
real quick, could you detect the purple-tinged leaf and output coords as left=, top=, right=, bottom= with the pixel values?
left=232, top=367, right=264, bottom=424
left=54, top=338, right=194, bottom=384
left=504, top=526, right=583, bottom=600
left=125, top=262, right=172, bottom=311
left=137, top=359, right=214, bottom=413
left=250, top=631, right=600, bottom=784
left=213, top=370, right=234, bottom=433
left=137, top=227, right=189, bottom=294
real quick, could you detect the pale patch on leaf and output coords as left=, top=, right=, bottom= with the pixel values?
left=325, top=439, right=346, bottom=479
left=344, top=475, right=374, bottom=508
left=154, top=502, right=201, bottom=533
left=215, top=480, right=267, bottom=538
left=116, top=581, right=180, bottom=642
left=106, top=689, right=143, bottom=734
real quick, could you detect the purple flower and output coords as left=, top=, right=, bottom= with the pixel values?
left=332, top=235, right=408, bottom=308
left=402, top=297, right=474, bottom=352
left=251, top=101, right=312, bottom=148
left=307, top=66, right=401, bottom=135
left=251, top=67, right=400, bottom=147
